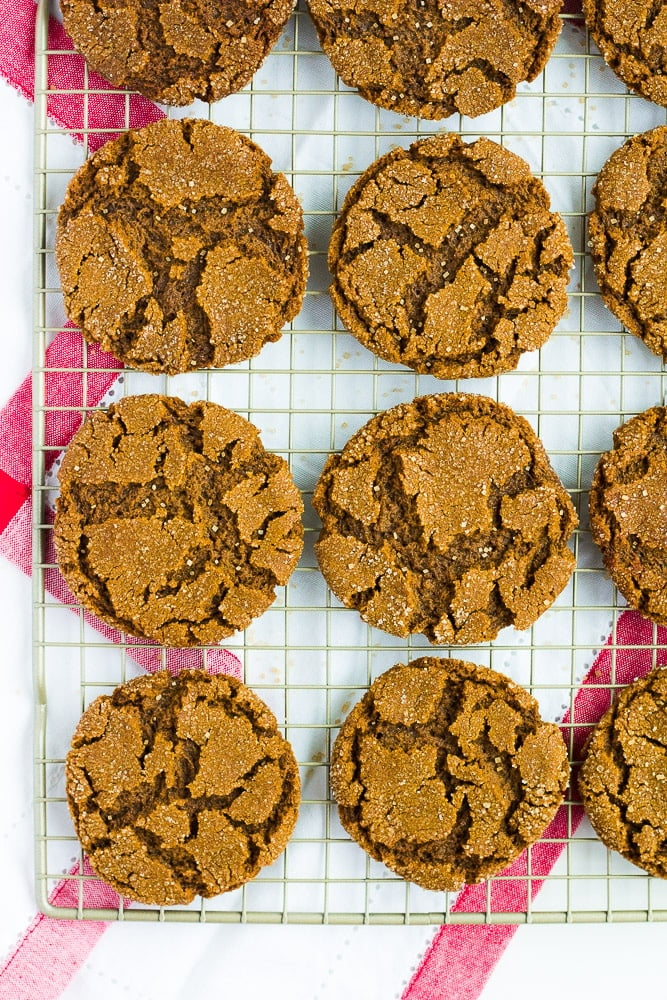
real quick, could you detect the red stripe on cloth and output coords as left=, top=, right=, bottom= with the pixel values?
left=0, top=325, right=121, bottom=488
left=0, top=0, right=44, bottom=104
left=0, top=0, right=163, bottom=146
left=406, top=926, right=516, bottom=1000
left=0, top=469, right=29, bottom=534
left=403, top=610, right=667, bottom=1000
left=0, top=858, right=125, bottom=1000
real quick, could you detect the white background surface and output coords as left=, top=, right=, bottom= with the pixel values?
left=4, top=63, right=667, bottom=999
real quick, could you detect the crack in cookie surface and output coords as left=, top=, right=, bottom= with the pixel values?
left=54, top=394, right=304, bottom=646
left=66, top=670, right=301, bottom=905
left=583, top=0, right=667, bottom=107
left=589, top=127, right=667, bottom=360
left=56, top=119, right=307, bottom=375
left=328, top=134, right=572, bottom=380
left=579, top=666, right=667, bottom=879
left=307, top=0, right=562, bottom=119
left=60, top=0, right=294, bottom=105
left=313, top=392, right=577, bottom=645
left=330, top=658, right=569, bottom=890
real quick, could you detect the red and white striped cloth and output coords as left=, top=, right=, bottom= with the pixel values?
left=0, top=1, right=665, bottom=997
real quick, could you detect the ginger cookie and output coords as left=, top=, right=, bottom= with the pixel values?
left=328, top=134, right=572, bottom=380
left=579, top=667, right=667, bottom=879
left=56, top=119, right=307, bottom=375
left=589, top=127, right=667, bottom=361
left=331, top=658, right=569, bottom=891
left=313, top=393, right=577, bottom=645
left=60, top=0, right=294, bottom=105
left=589, top=406, right=667, bottom=625
left=54, top=394, right=304, bottom=647
left=66, top=669, right=301, bottom=905
left=583, top=0, right=667, bottom=108
left=307, top=0, right=562, bottom=120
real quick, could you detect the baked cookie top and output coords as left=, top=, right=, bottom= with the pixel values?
left=54, top=394, right=304, bottom=647
left=313, top=393, right=577, bottom=645
left=589, top=405, right=667, bottom=625
left=60, top=0, right=294, bottom=105
left=307, top=0, right=562, bottom=120
left=331, top=658, right=569, bottom=891
left=56, top=119, right=307, bottom=375
left=66, top=669, right=301, bottom=905
left=329, top=134, right=572, bottom=380
left=589, top=127, right=667, bottom=360
left=583, top=0, right=667, bottom=108
left=579, top=667, right=667, bottom=879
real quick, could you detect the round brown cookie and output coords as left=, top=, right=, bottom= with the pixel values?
left=589, top=406, right=667, bottom=625
left=328, top=134, right=573, bottom=380
left=60, top=0, right=294, bottom=106
left=331, top=658, right=569, bottom=891
left=56, top=119, right=307, bottom=375
left=66, top=669, right=301, bottom=905
left=589, top=127, right=667, bottom=360
left=579, top=667, right=667, bottom=879
left=313, top=393, right=577, bottom=645
left=583, top=0, right=667, bottom=108
left=307, top=0, right=562, bottom=120
left=54, top=394, right=304, bottom=646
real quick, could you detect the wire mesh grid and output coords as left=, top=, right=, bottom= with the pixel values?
left=32, top=0, right=667, bottom=923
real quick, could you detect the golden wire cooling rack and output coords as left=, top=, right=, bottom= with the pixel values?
left=33, top=0, right=667, bottom=922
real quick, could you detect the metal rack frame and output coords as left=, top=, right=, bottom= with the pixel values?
left=33, top=0, right=667, bottom=922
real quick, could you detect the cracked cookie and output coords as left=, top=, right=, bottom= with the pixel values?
left=56, top=118, right=307, bottom=375
left=328, top=134, right=573, bottom=380
left=313, top=393, right=577, bottom=644
left=579, top=667, right=667, bottom=879
left=589, top=406, right=667, bottom=625
left=307, top=0, right=562, bottom=120
left=60, top=0, right=294, bottom=105
left=589, top=127, right=667, bottom=361
left=331, top=657, right=569, bottom=890
left=54, top=394, right=304, bottom=646
left=583, top=0, right=667, bottom=108
left=66, top=669, right=301, bottom=905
